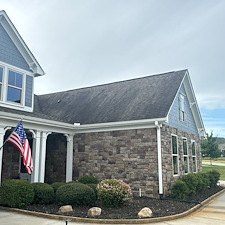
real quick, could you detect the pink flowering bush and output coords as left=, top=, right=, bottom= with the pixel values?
left=97, top=179, right=133, bottom=207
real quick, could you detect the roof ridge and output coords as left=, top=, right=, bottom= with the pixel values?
left=38, top=69, right=187, bottom=96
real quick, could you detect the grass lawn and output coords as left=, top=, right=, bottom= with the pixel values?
left=202, top=164, right=225, bottom=180
left=202, top=157, right=225, bottom=164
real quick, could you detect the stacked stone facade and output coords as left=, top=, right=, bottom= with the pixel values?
left=73, top=124, right=202, bottom=198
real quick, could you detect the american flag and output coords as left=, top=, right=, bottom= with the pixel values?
left=7, top=121, right=33, bottom=174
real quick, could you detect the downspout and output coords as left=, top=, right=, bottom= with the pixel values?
left=155, top=121, right=163, bottom=197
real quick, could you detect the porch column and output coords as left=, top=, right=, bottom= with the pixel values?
left=0, top=127, right=5, bottom=185
left=65, top=134, right=73, bottom=182
left=39, top=131, right=51, bottom=183
left=31, top=130, right=41, bottom=183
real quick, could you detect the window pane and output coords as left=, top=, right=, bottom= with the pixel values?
left=172, top=136, right=177, bottom=154
left=173, top=156, right=178, bottom=174
left=8, top=70, right=23, bottom=88
left=0, top=67, right=3, bottom=82
left=7, top=87, right=22, bottom=103
left=193, top=157, right=197, bottom=172
left=184, top=157, right=188, bottom=173
left=183, top=139, right=187, bottom=155
left=192, top=142, right=196, bottom=155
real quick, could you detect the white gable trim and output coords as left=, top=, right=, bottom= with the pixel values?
left=167, top=70, right=205, bottom=136
left=0, top=11, right=45, bottom=77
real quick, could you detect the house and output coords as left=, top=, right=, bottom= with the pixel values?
left=0, top=10, right=205, bottom=197
left=217, top=138, right=225, bottom=157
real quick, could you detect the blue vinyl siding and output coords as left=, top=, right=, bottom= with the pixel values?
left=0, top=24, right=30, bottom=71
left=25, top=75, right=33, bottom=107
left=166, top=84, right=198, bottom=135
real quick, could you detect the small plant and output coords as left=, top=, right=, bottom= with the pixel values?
left=0, top=179, right=34, bottom=208
left=97, top=179, right=133, bottom=207
left=32, top=183, right=54, bottom=204
left=56, top=182, right=96, bottom=206
left=171, top=180, right=189, bottom=200
left=78, top=175, right=99, bottom=184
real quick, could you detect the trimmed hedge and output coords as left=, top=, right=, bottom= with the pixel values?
left=0, top=179, right=34, bottom=208
left=51, top=182, right=65, bottom=193
left=78, top=175, right=99, bottom=184
left=171, top=170, right=220, bottom=200
left=32, top=183, right=54, bottom=204
left=56, top=182, right=96, bottom=206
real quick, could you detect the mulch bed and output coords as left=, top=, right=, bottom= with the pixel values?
left=25, top=186, right=224, bottom=219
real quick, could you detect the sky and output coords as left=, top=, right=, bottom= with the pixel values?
left=1, top=0, right=225, bottom=137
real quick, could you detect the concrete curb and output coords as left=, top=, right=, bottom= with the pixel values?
left=0, top=189, right=225, bottom=224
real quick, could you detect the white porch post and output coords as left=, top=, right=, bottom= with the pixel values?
left=31, top=130, right=41, bottom=183
left=39, top=132, right=51, bottom=183
left=0, top=127, right=5, bottom=185
left=65, top=134, right=73, bottom=183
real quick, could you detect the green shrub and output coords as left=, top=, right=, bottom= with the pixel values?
left=195, top=173, right=209, bottom=192
left=32, top=183, right=54, bottom=204
left=56, top=182, right=96, bottom=206
left=207, top=170, right=220, bottom=187
left=86, top=183, right=98, bottom=197
left=97, top=179, right=133, bottom=207
left=0, top=179, right=34, bottom=208
left=171, top=180, right=189, bottom=200
left=181, top=173, right=198, bottom=196
left=78, top=175, right=99, bottom=184
left=51, top=182, right=65, bottom=193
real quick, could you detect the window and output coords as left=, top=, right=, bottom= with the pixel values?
left=191, top=140, right=197, bottom=172
left=179, top=94, right=185, bottom=121
left=183, top=138, right=189, bottom=173
left=172, top=135, right=179, bottom=175
left=0, top=67, right=3, bottom=99
left=7, top=70, right=23, bottom=104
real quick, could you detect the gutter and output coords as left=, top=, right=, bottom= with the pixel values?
left=155, top=121, right=163, bottom=196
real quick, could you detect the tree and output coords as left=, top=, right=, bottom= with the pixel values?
left=201, top=132, right=221, bottom=164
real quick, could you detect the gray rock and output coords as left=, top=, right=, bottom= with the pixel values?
left=57, top=205, right=73, bottom=214
left=138, top=207, right=153, bottom=218
left=87, top=207, right=102, bottom=217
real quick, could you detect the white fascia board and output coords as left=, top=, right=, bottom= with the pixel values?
left=75, top=117, right=167, bottom=134
left=0, top=11, right=45, bottom=77
left=183, top=72, right=206, bottom=135
left=0, top=111, right=75, bottom=134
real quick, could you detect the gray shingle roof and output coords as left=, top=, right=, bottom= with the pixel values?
left=36, top=70, right=187, bottom=125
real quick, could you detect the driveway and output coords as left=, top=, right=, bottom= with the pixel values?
left=0, top=187, right=225, bottom=225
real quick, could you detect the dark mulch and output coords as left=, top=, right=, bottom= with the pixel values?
left=25, top=186, right=224, bottom=219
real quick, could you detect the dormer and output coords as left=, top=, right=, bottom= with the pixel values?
left=0, top=10, right=45, bottom=112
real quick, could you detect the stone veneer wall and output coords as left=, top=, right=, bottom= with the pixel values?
left=2, top=142, right=20, bottom=180
left=74, top=128, right=159, bottom=197
left=45, top=133, right=67, bottom=184
left=73, top=125, right=202, bottom=198
left=160, top=125, right=202, bottom=196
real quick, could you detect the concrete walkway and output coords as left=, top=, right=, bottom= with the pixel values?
left=0, top=188, right=225, bottom=225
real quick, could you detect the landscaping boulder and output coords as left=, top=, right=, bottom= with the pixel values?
left=57, top=205, right=73, bottom=214
left=87, top=207, right=102, bottom=217
left=138, top=207, right=153, bottom=218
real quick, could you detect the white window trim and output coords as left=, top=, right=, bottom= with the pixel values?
left=172, top=134, right=179, bottom=176
left=0, top=61, right=34, bottom=112
left=182, top=137, right=189, bottom=174
left=179, top=93, right=186, bottom=122
left=191, top=140, right=197, bottom=173
left=6, top=68, right=24, bottom=105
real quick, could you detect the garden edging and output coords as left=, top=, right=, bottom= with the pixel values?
left=0, top=189, right=224, bottom=224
